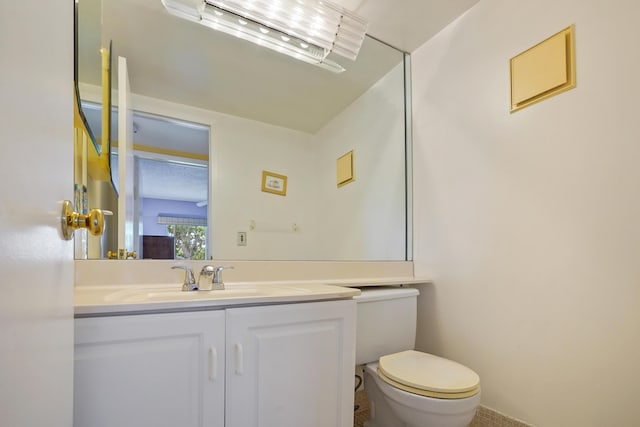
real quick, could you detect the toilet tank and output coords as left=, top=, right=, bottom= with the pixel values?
left=354, top=287, right=419, bottom=365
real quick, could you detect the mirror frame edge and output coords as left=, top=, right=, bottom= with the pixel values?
left=404, top=52, right=413, bottom=262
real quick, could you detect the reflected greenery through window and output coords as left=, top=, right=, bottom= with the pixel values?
left=167, top=225, right=207, bottom=260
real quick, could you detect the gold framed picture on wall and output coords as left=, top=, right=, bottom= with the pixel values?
left=261, top=170, right=287, bottom=196
left=510, top=25, right=576, bottom=112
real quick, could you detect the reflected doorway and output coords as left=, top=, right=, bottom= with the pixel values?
left=83, top=104, right=210, bottom=260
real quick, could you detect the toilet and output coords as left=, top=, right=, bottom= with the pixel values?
left=355, top=287, right=481, bottom=427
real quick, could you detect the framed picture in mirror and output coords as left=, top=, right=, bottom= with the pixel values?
left=261, top=170, right=287, bottom=196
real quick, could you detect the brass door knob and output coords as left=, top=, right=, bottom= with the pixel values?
left=61, top=200, right=105, bottom=240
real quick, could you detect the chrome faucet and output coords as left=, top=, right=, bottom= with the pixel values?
left=198, top=265, right=234, bottom=291
left=172, top=265, right=198, bottom=291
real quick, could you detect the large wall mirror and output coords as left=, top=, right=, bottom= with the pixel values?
left=75, top=0, right=411, bottom=262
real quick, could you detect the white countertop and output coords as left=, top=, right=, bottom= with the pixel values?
left=75, top=282, right=362, bottom=316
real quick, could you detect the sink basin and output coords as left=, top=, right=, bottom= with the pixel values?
left=104, top=287, right=274, bottom=303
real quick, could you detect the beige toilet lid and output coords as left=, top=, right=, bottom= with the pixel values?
left=378, top=350, right=480, bottom=399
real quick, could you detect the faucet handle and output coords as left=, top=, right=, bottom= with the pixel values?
left=213, top=266, right=234, bottom=284
left=172, top=265, right=198, bottom=291
left=198, top=265, right=233, bottom=290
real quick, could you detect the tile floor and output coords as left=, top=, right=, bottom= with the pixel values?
left=353, top=390, right=532, bottom=427
left=353, top=390, right=370, bottom=427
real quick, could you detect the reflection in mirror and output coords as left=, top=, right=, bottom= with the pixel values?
left=75, top=0, right=410, bottom=262
left=83, top=106, right=210, bottom=260
left=74, top=0, right=102, bottom=154
left=113, top=113, right=209, bottom=261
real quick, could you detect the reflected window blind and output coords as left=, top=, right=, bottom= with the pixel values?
left=157, top=214, right=207, bottom=227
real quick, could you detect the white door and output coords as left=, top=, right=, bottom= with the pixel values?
left=75, top=311, right=226, bottom=427
left=117, top=56, right=136, bottom=255
left=0, top=1, right=74, bottom=426
left=225, top=300, right=356, bottom=427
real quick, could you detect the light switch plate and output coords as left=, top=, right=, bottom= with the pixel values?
left=237, top=232, right=247, bottom=246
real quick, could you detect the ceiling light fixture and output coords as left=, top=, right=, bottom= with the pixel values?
left=161, top=0, right=368, bottom=73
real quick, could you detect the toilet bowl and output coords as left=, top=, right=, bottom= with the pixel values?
left=363, top=357, right=480, bottom=427
left=355, top=288, right=481, bottom=427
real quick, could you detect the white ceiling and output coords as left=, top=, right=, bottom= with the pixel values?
left=341, top=0, right=480, bottom=52
left=78, top=0, right=479, bottom=133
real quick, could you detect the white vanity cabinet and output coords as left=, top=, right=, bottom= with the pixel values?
left=225, top=299, right=356, bottom=427
left=74, top=299, right=355, bottom=427
left=74, top=310, right=226, bottom=427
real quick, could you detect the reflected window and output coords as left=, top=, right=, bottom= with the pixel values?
left=167, top=224, right=207, bottom=260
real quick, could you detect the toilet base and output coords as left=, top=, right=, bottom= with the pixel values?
left=363, top=363, right=480, bottom=427
left=363, top=375, right=406, bottom=427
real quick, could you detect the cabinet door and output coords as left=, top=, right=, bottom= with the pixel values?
left=226, top=299, right=356, bottom=427
left=74, top=311, right=225, bottom=427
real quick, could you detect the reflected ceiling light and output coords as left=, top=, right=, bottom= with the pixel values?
left=161, top=0, right=368, bottom=73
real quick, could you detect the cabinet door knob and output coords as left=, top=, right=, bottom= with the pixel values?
left=208, top=347, right=217, bottom=381
left=234, top=343, right=244, bottom=375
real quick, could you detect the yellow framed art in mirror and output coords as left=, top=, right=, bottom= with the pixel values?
left=261, top=171, right=288, bottom=196
left=337, top=150, right=355, bottom=188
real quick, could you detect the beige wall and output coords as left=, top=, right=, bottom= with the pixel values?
left=412, top=0, right=640, bottom=425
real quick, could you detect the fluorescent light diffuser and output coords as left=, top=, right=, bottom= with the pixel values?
left=161, top=0, right=368, bottom=73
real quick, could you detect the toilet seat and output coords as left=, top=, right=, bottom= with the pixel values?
left=377, top=350, right=480, bottom=399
